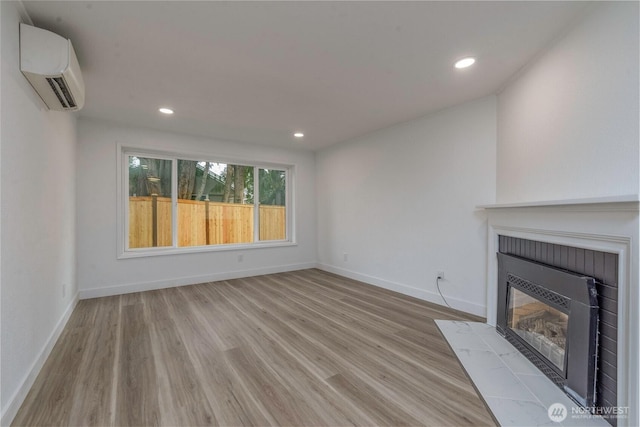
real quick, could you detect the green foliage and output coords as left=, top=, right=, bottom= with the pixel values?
left=129, top=157, right=285, bottom=207
left=129, top=156, right=172, bottom=197
left=259, top=169, right=286, bottom=206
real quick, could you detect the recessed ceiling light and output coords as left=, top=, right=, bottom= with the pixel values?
left=454, top=57, right=476, bottom=69
left=159, top=107, right=174, bottom=115
left=294, top=132, right=304, bottom=138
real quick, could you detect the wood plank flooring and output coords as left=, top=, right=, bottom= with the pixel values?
left=12, top=269, right=496, bottom=426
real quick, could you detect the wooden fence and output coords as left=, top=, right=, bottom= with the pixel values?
left=129, top=196, right=286, bottom=248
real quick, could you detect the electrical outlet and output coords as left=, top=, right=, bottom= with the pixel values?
left=237, top=254, right=244, bottom=262
left=437, top=271, right=445, bottom=280
left=343, top=253, right=348, bottom=262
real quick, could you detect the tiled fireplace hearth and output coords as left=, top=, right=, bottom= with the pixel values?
left=475, top=196, right=639, bottom=427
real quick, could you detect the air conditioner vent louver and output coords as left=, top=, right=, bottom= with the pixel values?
left=46, top=77, right=77, bottom=110
left=20, top=23, right=85, bottom=111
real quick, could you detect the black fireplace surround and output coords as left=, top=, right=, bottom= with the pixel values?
left=497, top=253, right=599, bottom=408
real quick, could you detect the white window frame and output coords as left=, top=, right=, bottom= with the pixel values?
left=117, top=145, right=296, bottom=259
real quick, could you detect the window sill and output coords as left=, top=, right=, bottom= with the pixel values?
left=118, top=240, right=297, bottom=259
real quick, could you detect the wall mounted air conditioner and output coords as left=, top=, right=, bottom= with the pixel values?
left=20, top=23, right=85, bottom=111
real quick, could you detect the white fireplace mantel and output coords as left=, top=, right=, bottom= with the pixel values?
left=478, top=194, right=639, bottom=210
left=480, top=197, right=639, bottom=427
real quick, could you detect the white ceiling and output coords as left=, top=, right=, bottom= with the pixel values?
left=22, top=1, right=590, bottom=151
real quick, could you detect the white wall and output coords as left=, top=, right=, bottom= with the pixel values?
left=1, top=2, right=78, bottom=424
left=497, top=2, right=639, bottom=203
left=316, top=96, right=497, bottom=316
left=76, top=118, right=317, bottom=297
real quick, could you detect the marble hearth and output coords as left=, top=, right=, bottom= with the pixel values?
left=437, top=320, right=611, bottom=427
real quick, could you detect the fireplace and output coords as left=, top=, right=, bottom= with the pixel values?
left=482, top=198, right=637, bottom=426
left=497, top=252, right=599, bottom=408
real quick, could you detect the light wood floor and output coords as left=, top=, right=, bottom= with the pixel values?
left=12, top=269, right=496, bottom=426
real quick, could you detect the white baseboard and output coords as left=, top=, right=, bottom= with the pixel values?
left=1, top=294, right=79, bottom=427
left=316, top=263, right=486, bottom=317
left=79, top=262, right=318, bottom=299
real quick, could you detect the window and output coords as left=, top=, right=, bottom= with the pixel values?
left=177, top=161, right=255, bottom=247
left=122, top=148, right=292, bottom=256
left=128, top=155, right=173, bottom=248
left=259, top=168, right=287, bottom=241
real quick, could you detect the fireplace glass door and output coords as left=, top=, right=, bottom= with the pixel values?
left=507, top=288, right=569, bottom=372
